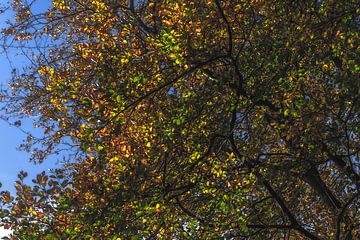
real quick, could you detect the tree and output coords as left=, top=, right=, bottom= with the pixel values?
left=0, top=0, right=359, bottom=239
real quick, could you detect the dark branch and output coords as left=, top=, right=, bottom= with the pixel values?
left=247, top=224, right=294, bottom=229
left=335, top=192, right=360, bottom=240
left=214, top=0, right=233, bottom=55
left=175, top=197, right=198, bottom=219
left=229, top=136, right=320, bottom=240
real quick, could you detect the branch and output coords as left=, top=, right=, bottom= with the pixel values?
left=335, top=192, right=360, bottom=240
left=96, top=54, right=226, bottom=135
left=229, top=136, right=320, bottom=240
left=164, top=182, right=197, bottom=200
left=129, top=0, right=157, bottom=34
left=121, top=54, right=227, bottom=114
left=187, top=133, right=226, bottom=172
left=111, top=1, right=157, bottom=34
left=247, top=224, right=294, bottom=229
left=214, top=0, right=233, bottom=55
left=322, top=143, right=360, bottom=187
left=175, top=197, right=198, bottom=219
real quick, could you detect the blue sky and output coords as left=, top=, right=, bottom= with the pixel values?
left=0, top=0, right=56, bottom=193
left=0, top=40, right=58, bottom=194
left=0, top=1, right=55, bottom=237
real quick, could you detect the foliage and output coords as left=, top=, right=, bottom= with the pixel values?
left=0, top=0, right=359, bottom=239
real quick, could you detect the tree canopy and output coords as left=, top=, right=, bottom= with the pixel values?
left=0, top=0, right=359, bottom=239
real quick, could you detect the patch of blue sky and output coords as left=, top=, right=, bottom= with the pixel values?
left=0, top=0, right=58, bottom=194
